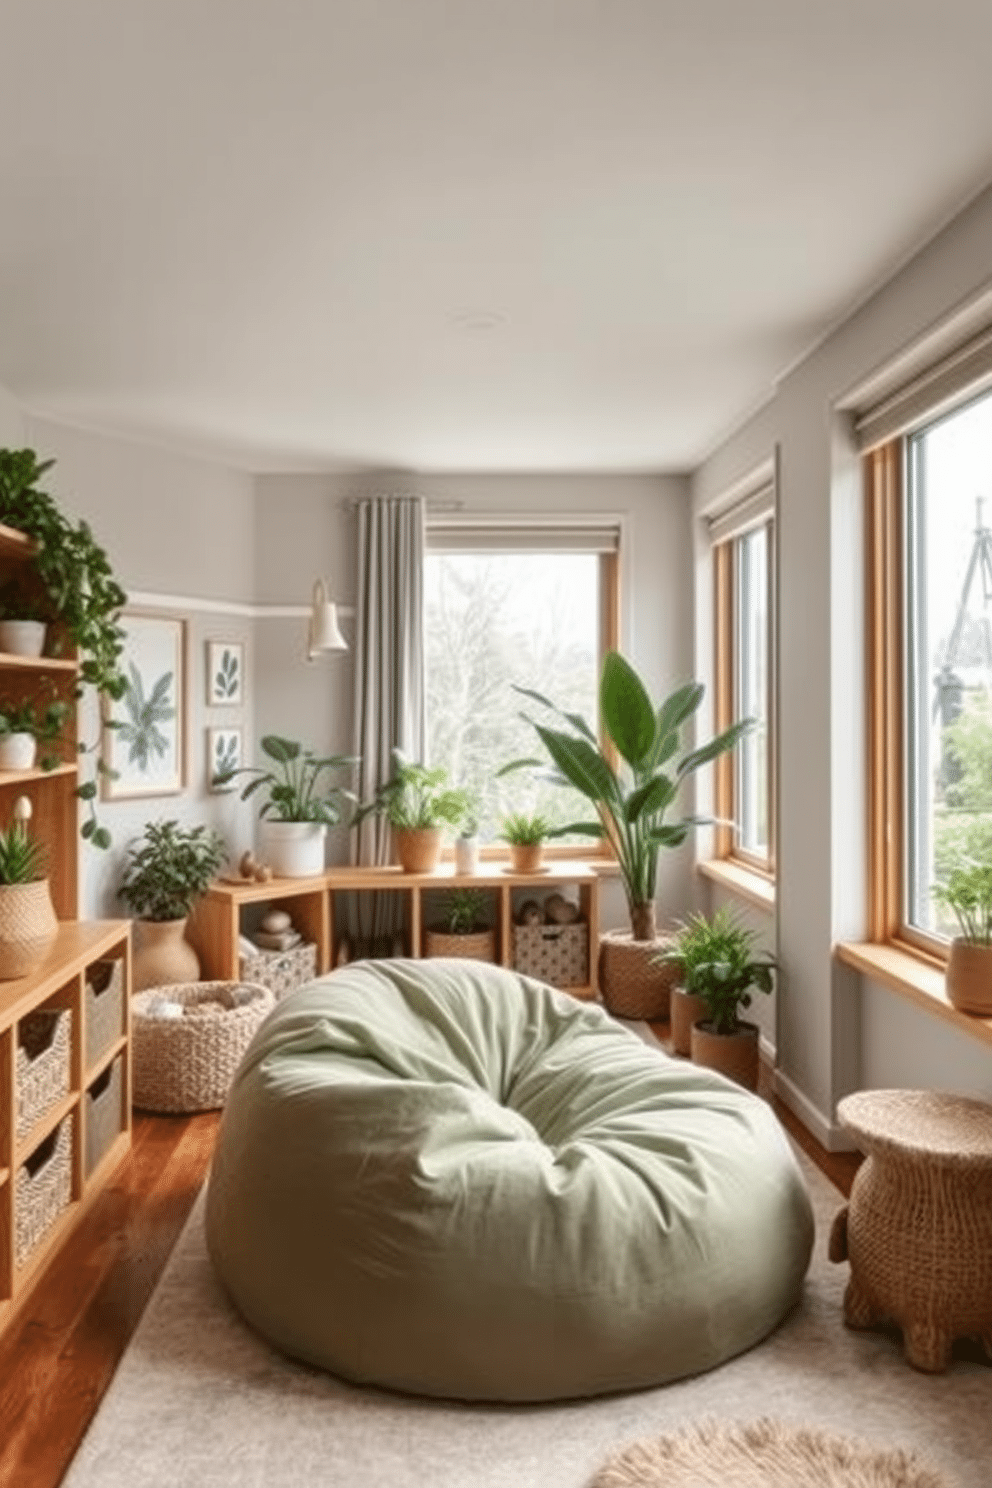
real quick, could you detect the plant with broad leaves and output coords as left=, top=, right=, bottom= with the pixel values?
left=219, top=734, right=353, bottom=823
left=118, top=819, right=227, bottom=921
left=657, top=905, right=775, bottom=1035
left=357, top=755, right=471, bottom=831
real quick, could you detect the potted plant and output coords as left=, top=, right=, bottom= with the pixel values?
left=454, top=806, right=481, bottom=875
left=498, top=810, right=552, bottom=875
left=220, top=734, right=353, bottom=878
left=656, top=908, right=724, bottom=1056
left=0, top=579, right=50, bottom=657
left=358, top=756, right=470, bottom=873
left=424, top=887, right=496, bottom=961
left=934, top=862, right=992, bottom=1015
left=662, top=906, right=775, bottom=1091
left=118, top=819, right=227, bottom=991
left=0, top=698, right=71, bottom=772
left=0, top=797, right=58, bottom=979
left=0, top=448, right=129, bottom=847
left=504, top=650, right=753, bottom=1016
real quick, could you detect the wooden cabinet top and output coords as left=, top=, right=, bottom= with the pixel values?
left=206, top=860, right=600, bottom=903
left=0, top=920, right=130, bottom=1030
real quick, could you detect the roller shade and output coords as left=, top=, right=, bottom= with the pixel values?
left=426, top=517, right=621, bottom=553
left=854, top=321, right=992, bottom=453
left=706, top=480, right=775, bottom=546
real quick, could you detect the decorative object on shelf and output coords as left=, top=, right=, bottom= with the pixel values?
left=132, top=980, right=275, bottom=1112
left=306, top=579, right=348, bottom=660
left=454, top=808, right=480, bottom=874
left=503, top=650, right=753, bottom=1016
left=0, top=796, right=59, bottom=979
left=517, top=898, right=542, bottom=926
left=933, top=860, right=992, bottom=1014
left=102, top=611, right=186, bottom=799
left=206, top=639, right=244, bottom=705
left=0, top=447, right=129, bottom=847
left=498, top=811, right=551, bottom=874
left=252, top=907, right=302, bottom=952
left=0, top=619, right=46, bottom=657
left=208, top=726, right=242, bottom=792
left=356, top=754, right=471, bottom=874
left=543, top=891, right=579, bottom=925
left=219, top=733, right=353, bottom=879
left=425, top=887, right=496, bottom=961
left=0, top=696, right=71, bottom=772
left=118, top=818, right=227, bottom=991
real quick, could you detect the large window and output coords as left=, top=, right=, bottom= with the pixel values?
left=424, top=521, right=620, bottom=847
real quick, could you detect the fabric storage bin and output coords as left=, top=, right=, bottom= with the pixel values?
left=85, top=1055, right=124, bottom=1177
left=512, top=923, right=589, bottom=987
left=16, top=1007, right=72, bottom=1142
left=85, top=959, right=125, bottom=1070
left=15, top=1112, right=74, bottom=1269
left=238, top=942, right=318, bottom=1000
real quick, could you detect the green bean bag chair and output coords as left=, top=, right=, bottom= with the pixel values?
left=206, top=959, right=814, bottom=1402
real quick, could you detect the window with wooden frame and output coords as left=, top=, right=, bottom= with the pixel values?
left=710, top=480, right=776, bottom=878
left=423, top=516, right=621, bottom=855
left=865, top=380, right=992, bottom=958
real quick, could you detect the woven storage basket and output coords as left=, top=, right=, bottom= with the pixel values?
left=85, top=959, right=125, bottom=1069
left=424, top=927, right=497, bottom=962
left=16, top=1112, right=73, bottom=1269
left=16, top=1007, right=72, bottom=1141
left=598, top=929, right=679, bottom=1020
left=513, top=922, right=588, bottom=987
left=238, top=942, right=318, bottom=1000
left=132, top=981, right=275, bottom=1113
left=85, top=1055, right=124, bottom=1177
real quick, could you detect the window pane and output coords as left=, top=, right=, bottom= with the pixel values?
left=735, top=526, right=769, bottom=858
left=424, top=552, right=599, bottom=841
left=906, top=392, right=992, bottom=937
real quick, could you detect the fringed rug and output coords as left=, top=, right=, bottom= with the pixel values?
left=590, top=1418, right=950, bottom=1488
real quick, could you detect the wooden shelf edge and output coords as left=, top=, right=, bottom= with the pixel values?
left=835, top=940, right=992, bottom=1050
left=0, top=523, right=37, bottom=561
left=84, top=1036, right=128, bottom=1089
left=14, top=1091, right=79, bottom=1169
left=0, top=1166, right=8, bottom=1187
left=0, top=652, right=78, bottom=674
left=0, top=763, right=78, bottom=786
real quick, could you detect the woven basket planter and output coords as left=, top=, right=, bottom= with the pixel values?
left=598, top=929, right=679, bottom=1020
left=16, top=1006, right=72, bottom=1141
left=0, top=878, right=59, bottom=981
left=16, top=1112, right=73, bottom=1270
left=132, top=981, right=275, bottom=1113
left=424, top=927, right=497, bottom=962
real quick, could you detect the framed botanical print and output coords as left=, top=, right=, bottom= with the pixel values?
left=206, top=640, right=244, bottom=705
left=102, top=612, right=186, bottom=798
left=208, top=726, right=242, bottom=791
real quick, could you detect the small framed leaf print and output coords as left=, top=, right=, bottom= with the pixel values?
left=102, top=612, right=187, bottom=798
left=207, top=640, right=244, bottom=706
left=208, top=727, right=242, bottom=792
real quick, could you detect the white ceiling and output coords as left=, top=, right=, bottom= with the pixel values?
left=3, top=2, right=992, bottom=475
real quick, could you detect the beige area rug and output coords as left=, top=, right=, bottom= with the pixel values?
left=590, top=1417, right=950, bottom=1488
left=63, top=1140, right=989, bottom=1488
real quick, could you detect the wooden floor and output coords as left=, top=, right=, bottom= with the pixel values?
left=0, top=1039, right=860, bottom=1488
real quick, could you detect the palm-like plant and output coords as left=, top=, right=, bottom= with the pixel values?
left=505, top=650, right=754, bottom=941
left=659, top=905, right=776, bottom=1034
left=221, top=735, right=353, bottom=823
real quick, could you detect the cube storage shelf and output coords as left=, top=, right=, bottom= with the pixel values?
left=191, top=862, right=601, bottom=999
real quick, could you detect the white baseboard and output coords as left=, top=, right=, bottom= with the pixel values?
left=773, top=1069, right=857, bottom=1152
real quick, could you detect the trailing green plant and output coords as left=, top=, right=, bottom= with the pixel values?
left=501, top=650, right=754, bottom=941
left=444, top=887, right=487, bottom=934
left=0, top=448, right=129, bottom=847
left=359, top=756, right=470, bottom=831
left=118, top=819, right=227, bottom=922
left=658, top=905, right=776, bottom=1035
left=220, top=734, right=353, bottom=823
left=933, top=861, right=992, bottom=945
left=498, top=810, right=552, bottom=847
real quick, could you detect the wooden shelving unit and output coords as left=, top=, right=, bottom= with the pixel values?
left=0, top=522, right=132, bottom=1342
left=192, top=861, right=601, bottom=999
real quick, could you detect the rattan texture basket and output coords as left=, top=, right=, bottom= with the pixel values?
left=85, top=959, right=124, bottom=1069
left=132, top=981, right=275, bottom=1113
left=16, top=1112, right=73, bottom=1269
left=85, top=1055, right=124, bottom=1177
left=598, top=929, right=679, bottom=1020
left=16, top=1007, right=72, bottom=1141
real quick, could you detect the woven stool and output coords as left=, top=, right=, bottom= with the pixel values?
left=829, top=1088, right=992, bottom=1371
left=132, top=981, right=274, bottom=1113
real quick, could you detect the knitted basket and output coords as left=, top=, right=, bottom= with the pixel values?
left=132, top=981, right=275, bottom=1113
left=16, top=1007, right=72, bottom=1141
left=16, top=1113, right=73, bottom=1269
left=424, top=927, right=497, bottom=962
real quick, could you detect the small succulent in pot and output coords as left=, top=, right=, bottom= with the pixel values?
left=118, top=819, right=227, bottom=922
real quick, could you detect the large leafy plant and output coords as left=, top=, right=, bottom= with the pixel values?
left=660, top=905, right=776, bottom=1034
left=118, top=819, right=227, bottom=921
left=506, top=650, right=753, bottom=940
left=222, top=734, right=353, bottom=824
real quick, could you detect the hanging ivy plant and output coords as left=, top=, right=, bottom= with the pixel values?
left=0, top=447, right=128, bottom=847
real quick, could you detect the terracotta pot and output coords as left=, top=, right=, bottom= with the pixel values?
left=509, top=842, right=544, bottom=874
left=394, top=826, right=443, bottom=873
left=259, top=820, right=327, bottom=878
left=670, top=985, right=709, bottom=1057
left=690, top=1018, right=761, bottom=1091
left=598, top=928, right=678, bottom=1020
left=945, top=938, right=992, bottom=1015
left=424, top=926, right=496, bottom=962
left=133, top=917, right=201, bottom=992
left=0, top=878, right=59, bottom=979
left=0, top=732, right=38, bottom=772
left=0, top=619, right=46, bottom=658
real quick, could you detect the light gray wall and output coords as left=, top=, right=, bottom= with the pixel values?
left=0, top=383, right=24, bottom=444
left=692, top=180, right=992, bottom=1141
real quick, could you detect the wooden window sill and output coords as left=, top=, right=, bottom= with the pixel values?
left=697, top=858, right=776, bottom=911
left=835, top=940, right=992, bottom=1050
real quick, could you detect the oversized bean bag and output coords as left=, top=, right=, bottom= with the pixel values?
left=206, top=959, right=814, bottom=1402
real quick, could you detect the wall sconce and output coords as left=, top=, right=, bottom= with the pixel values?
left=307, top=579, right=347, bottom=660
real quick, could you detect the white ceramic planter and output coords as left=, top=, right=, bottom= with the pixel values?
left=0, top=620, right=46, bottom=658
left=454, top=835, right=480, bottom=875
left=0, top=732, right=37, bottom=771
left=260, top=820, right=327, bottom=878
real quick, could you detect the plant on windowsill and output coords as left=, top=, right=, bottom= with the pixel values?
left=501, top=649, right=754, bottom=1018
left=118, top=819, right=227, bottom=991
left=218, top=733, right=354, bottom=878
left=424, top=886, right=496, bottom=962
left=934, top=862, right=992, bottom=1016
left=0, top=797, right=59, bottom=979
left=498, top=810, right=552, bottom=875
left=356, top=755, right=471, bottom=873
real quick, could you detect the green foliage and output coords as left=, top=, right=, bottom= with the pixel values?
left=359, top=755, right=470, bottom=831
left=118, top=819, right=227, bottom=921
left=445, top=887, right=486, bottom=934
left=942, top=693, right=992, bottom=813
left=0, top=696, right=71, bottom=772
left=0, top=819, right=46, bottom=884
left=658, top=905, right=775, bottom=1035
left=498, top=810, right=552, bottom=846
left=503, top=650, right=754, bottom=933
left=221, top=734, right=353, bottom=824
left=933, top=861, right=992, bottom=945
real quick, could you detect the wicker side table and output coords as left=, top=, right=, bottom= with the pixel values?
left=829, top=1089, right=992, bottom=1372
